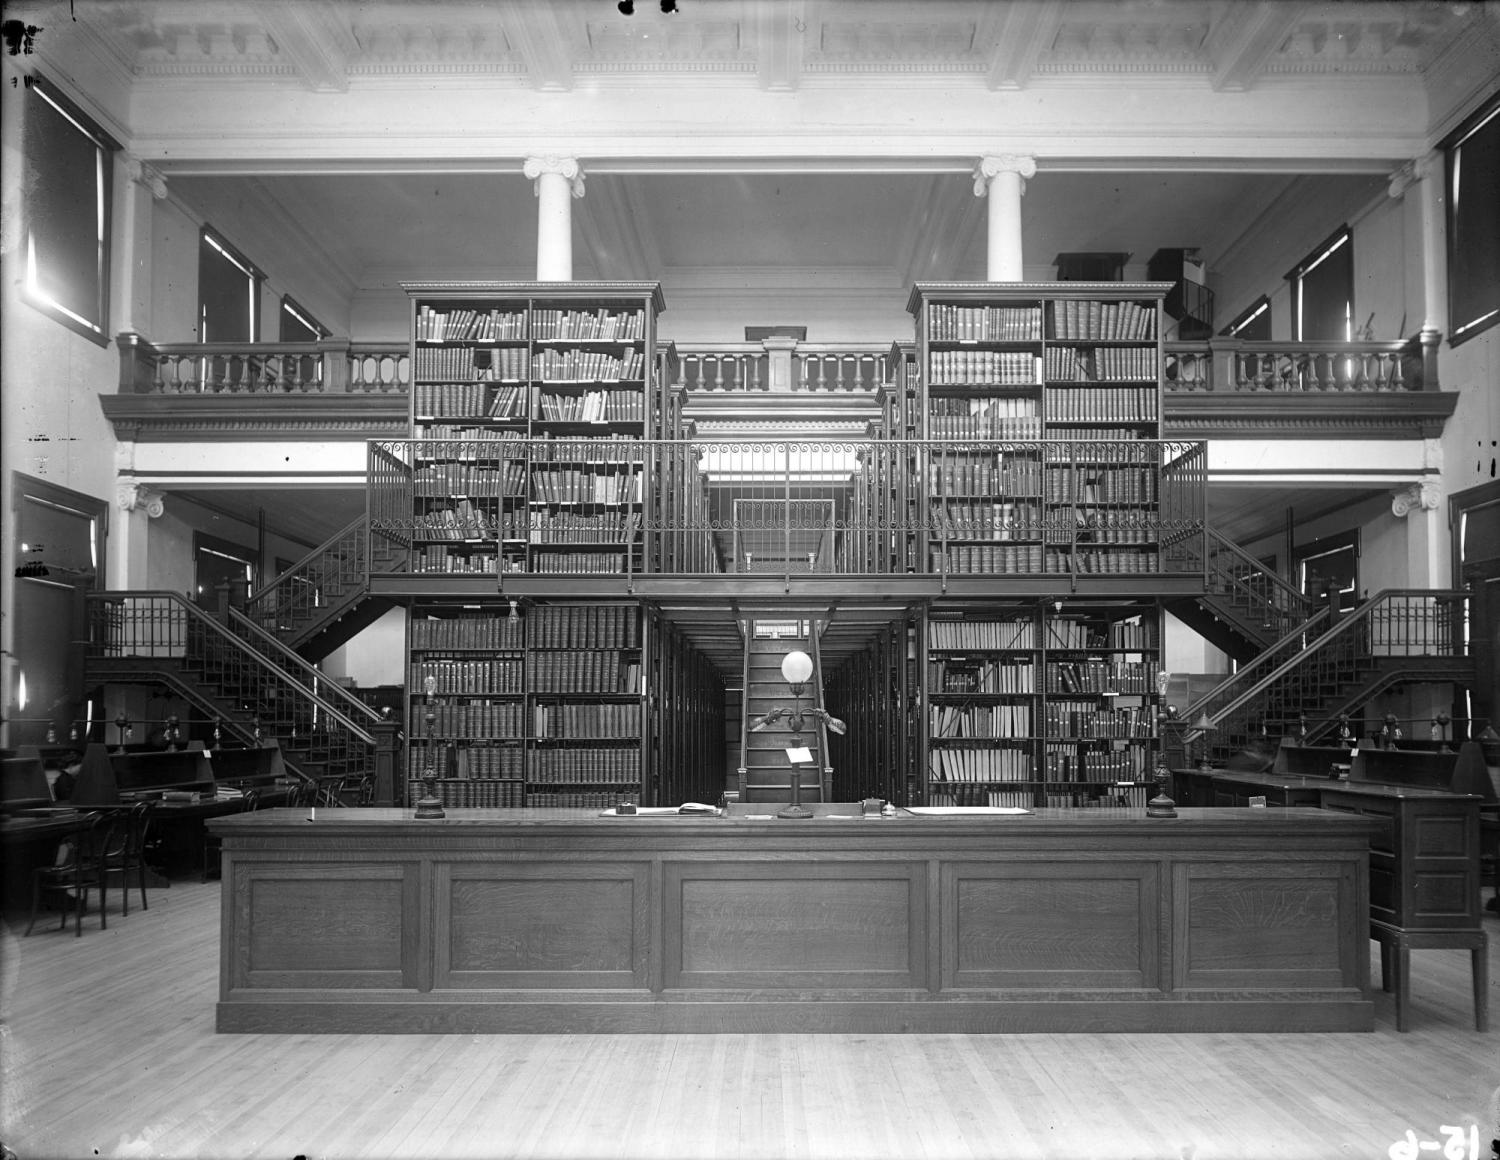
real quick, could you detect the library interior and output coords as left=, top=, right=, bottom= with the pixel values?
left=2, top=2, right=1499, bottom=1158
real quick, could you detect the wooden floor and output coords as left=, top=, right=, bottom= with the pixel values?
left=1, top=877, right=1496, bottom=1160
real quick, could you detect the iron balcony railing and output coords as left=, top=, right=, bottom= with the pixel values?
left=368, top=437, right=1207, bottom=581
left=1203, top=528, right=1316, bottom=642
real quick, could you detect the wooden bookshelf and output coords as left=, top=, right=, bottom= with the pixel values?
left=402, top=282, right=665, bottom=577
left=906, top=283, right=1168, bottom=580
left=918, top=600, right=1161, bottom=808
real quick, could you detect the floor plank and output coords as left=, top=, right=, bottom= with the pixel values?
left=2, top=878, right=1496, bottom=1160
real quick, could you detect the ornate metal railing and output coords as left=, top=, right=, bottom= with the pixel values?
left=117, top=333, right=409, bottom=394
left=83, top=591, right=385, bottom=787
left=1203, top=528, right=1316, bottom=642
left=1183, top=589, right=1468, bottom=757
left=1164, top=330, right=1439, bottom=393
left=367, top=437, right=1207, bottom=582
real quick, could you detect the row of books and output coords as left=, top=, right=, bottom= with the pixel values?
left=1046, top=618, right=1153, bottom=650
left=409, top=700, right=527, bottom=740
left=931, top=786, right=1036, bottom=808
left=930, top=745, right=1034, bottom=782
left=930, top=394, right=1037, bottom=419
left=530, top=467, right=642, bottom=504
left=528, top=512, right=640, bottom=544
left=408, top=743, right=525, bottom=781
left=927, top=351, right=1039, bottom=386
left=928, top=456, right=1043, bottom=497
left=930, top=702, right=1032, bottom=738
left=1043, top=467, right=1157, bottom=503
left=1045, top=786, right=1150, bottom=808
left=532, top=702, right=639, bottom=738
left=529, top=650, right=642, bottom=693
left=416, top=306, right=528, bottom=343
left=413, top=546, right=504, bottom=573
left=533, top=307, right=646, bottom=342
left=1074, top=515, right=1159, bottom=544
left=1049, top=299, right=1156, bottom=341
left=413, top=382, right=495, bottom=419
left=411, top=612, right=526, bottom=651
left=927, top=415, right=1044, bottom=440
left=1045, top=346, right=1158, bottom=383
left=1064, top=547, right=1161, bottom=574
left=929, top=502, right=1044, bottom=541
left=1046, top=386, right=1158, bottom=423
left=533, top=349, right=646, bottom=383
left=1043, top=703, right=1154, bottom=739
left=926, top=303, right=1044, bottom=342
left=529, top=747, right=640, bottom=783
left=1043, top=745, right=1151, bottom=781
left=928, top=619, right=1037, bottom=650
left=1045, top=659, right=1159, bottom=695
left=409, top=657, right=525, bottom=695
left=414, top=463, right=526, bottom=498
left=406, top=777, right=527, bottom=808
left=534, top=387, right=645, bottom=422
left=414, top=345, right=530, bottom=382
left=928, top=658, right=1036, bottom=694
left=413, top=502, right=524, bottom=541
left=529, top=551, right=632, bottom=573
left=528, top=791, right=640, bottom=808
left=931, top=544, right=1046, bottom=573
left=529, top=603, right=640, bottom=648
left=419, top=425, right=526, bottom=444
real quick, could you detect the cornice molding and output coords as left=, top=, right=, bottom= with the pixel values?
left=99, top=394, right=409, bottom=443
left=1163, top=391, right=1459, bottom=441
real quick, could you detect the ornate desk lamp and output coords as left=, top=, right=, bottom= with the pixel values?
left=163, top=714, right=182, bottom=752
left=414, top=675, right=446, bottom=819
left=113, top=712, right=133, bottom=754
left=1191, top=712, right=1217, bottom=771
left=747, top=650, right=846, bottom=819
left=1430, top=711, right=1452, bottom=752
left=1146, top=754, right=1177, bottom=819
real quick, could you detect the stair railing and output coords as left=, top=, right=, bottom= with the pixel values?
left=1204, top=529, right=1315, bottom=641
left=736, top=617, right=752, bottom=796
left=808, top=621, right=834, bottom=801
left=1184, top=589, right=1468, bottom=755
left=86, top=591, right=382, bottom=789
left=243, top=515, right=377, bottom=643
left=223, top=605, right=385, bottom=730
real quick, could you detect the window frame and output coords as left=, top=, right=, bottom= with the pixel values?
left=1294, top=528, right=1361, bottom=613
left=1221, top=295, right=1272, bottom=340
left=20, top=75, right=120, bottom=347
left=1444, top=92, right=1500, bottom=347
left=1285, top=225, right=1354, bottom=343
left=198, top=225, right=265, bottom=344
left=279, top=294, right=329, bottom=342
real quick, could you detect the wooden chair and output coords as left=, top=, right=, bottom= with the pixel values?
left=24, top=811, right=109, bottom=938
left=101, top=800, right=153, bottom=917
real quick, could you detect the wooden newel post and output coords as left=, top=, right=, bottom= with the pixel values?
left=1211, top=336, right=1241, bottom=393
left=116, top=331, right=160, bottom=393
left=319, top=337, right=351, bottom=393
left=370, top=720, right=400, bottom=806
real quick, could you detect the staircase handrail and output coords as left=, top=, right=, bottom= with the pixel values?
left=224, top=605, right=384, bottom=728
left=243, top=515, right=377, bottom=647
left=808, top=621, right=834, bottom=800
left=1205, top=529, right=1312, bottom=609
left=1184, top=588, right=1467, bottom=741
left=737, top=617, right=752, bottom=786
left=85, top=590, right=380, bottom=748
left=1182, top=605, right=1333, bottom=726
left=247, top=514, right=367, bottom=607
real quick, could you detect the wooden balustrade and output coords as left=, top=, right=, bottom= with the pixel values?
left=1164, top=329, right=1439, bottom=393
left=674, top=343, right=888, bottom=393
left=116, top=333, right=409, bottom=395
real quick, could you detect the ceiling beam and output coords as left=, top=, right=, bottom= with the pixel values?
left=1204, top=1, right=1305, bottom=92
left=257, top=3, right=359, bottom=93
left=976, top=0, right=1065, bottom=91
left=500, top=0, right=575, bottom=92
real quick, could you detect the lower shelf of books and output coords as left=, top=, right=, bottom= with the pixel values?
left=404, top=778, right=642, bottom=810
left=926, top=780, right=1157, bottom=809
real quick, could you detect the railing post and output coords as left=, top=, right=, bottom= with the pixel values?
left=116, top=332, right=160, bottom=393
left=320, top=338, right=351, bottom=393
left=1211, top=337, right=1241, bottom=393
left=370, top=720, right=400, bottom=805
left=1416, top=327, right=1441, bottom=391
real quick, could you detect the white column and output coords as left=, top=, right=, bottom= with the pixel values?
left=1388, top=153, right=1446, bottom=340
left=974, top=155, right=1036, bottom=282
left=110, top=477, right=164, bottom=590
left=114, top=157, right=167, bottom=337
left=1390, top=474, right=1446, bottom=590
left=523, top=157, right=585, bottom=281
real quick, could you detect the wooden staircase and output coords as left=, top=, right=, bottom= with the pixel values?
left=738, top=622, right=833, bottom=805
left=1166, top=529, right=1316, bottom=663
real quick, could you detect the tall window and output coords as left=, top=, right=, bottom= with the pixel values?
left=21, top=76, right=119, bottom=345
left=198, top=226, right=263, bottom=342
left=1222, top=295, right=1272, bottom=340
left=1445, top=93, right=1500, bottom=346
left=1286, top=226, right=1353, bottom=342
left=1296, top=529, right=1360, bottom=613
left=279, top=295, right=328, bottom=342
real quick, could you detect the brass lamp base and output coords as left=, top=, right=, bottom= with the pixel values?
left=777, top=803, right=813, bottom=819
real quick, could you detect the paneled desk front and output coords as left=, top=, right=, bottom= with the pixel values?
left=210, top=806, right=1377, bottom=1035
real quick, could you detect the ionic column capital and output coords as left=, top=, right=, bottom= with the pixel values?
left=973, top=154, right=1037, bottom=197
left=1387, top=153, right=1436, bottom=199
left=117, top=481, right=165, bottom=518
left=523, top=156, right=586, bottom=198
left=1391, top=480, right=1442, bottom=518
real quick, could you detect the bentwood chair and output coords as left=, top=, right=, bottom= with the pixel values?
left=101, top=800, right=154, bottom=917
left=24, top=811, right=109, bottom=937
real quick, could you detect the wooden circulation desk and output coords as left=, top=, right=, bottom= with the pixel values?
left=210, top=805, right=1377, bottom=1034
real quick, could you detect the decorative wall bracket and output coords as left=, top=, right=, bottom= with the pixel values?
left=1390, top=479, right=1441, bottom=518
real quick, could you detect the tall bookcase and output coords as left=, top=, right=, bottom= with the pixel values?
left=921, top=600, right=1161, bottom=808
left=907, top=282, right=1167, bottom=578
left=402, top=281, right=665, bottom=576
left=406, top=601, right=645, bottom=809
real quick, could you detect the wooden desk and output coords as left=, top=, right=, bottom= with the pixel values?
left=210, top=806, right=1377, bottom=1035
left=1168, top=762, right=1486, bottom=1032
